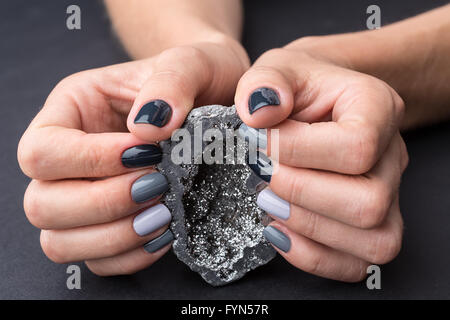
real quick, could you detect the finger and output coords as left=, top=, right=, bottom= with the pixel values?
left=263, top=223, right=369, bottom=282
left=234, top=49, right=296, bottom=129
left=24, top=169, right=169, bottom=229
left=236, top=49, right=403, bottom=174
left=85, top=230, right=173, bottom=276
left=18, top=60, right=161, bottom=180
left=255, top=134, right=403, bottom=228
left=39, top=204, right=172, bottom=263
left=128, top=44, right=243, bottom=142
left=265, top=193, right=403, bottom=264
left=18, top=126, right=163, bottom=180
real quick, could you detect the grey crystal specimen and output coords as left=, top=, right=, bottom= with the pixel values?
left=157, top=105, right=276, bottom=286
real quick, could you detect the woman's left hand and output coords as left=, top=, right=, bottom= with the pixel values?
left=235, top=40, right=409, bottom=282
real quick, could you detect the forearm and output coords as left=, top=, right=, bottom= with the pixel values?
left=293, top=5, right=450, bottom=129
left=104, top=0, right=246, bottom=62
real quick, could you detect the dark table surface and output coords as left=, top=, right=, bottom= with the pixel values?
left=1, top=0, right=449, bottom=299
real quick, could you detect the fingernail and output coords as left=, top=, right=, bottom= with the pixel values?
left=144, top=229, right=174, bottom=253
left=121, top=144, right=162, bottom=168
left=247, top=151, right=272, bottom=183
left=263, top=226, right=291, bottom=253
left=133, top=204, right=171, bottom=236
left=131, top=172, right=169, bottom=203
left=238, top=123, right=267, bottom=149
left=257, top=189, right=290, bottom=220
left=248, top=87, right=280, bottom=114
left=134, top=99, right=172, bottom=127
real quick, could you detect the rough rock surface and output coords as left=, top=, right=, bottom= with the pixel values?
left=157, top=105, right=276, bottom=286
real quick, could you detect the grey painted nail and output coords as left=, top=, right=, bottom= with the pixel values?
left=257, top=189, right=290, bottom=220
left=238, top=123, right=267, bottom=149
left=144, top=229, right=174, bottom=253
left=131, top=172, right=169, bottom=203
left=133, top=204, right=172, bottom=236
left=263, top=226, right=291, bottom=253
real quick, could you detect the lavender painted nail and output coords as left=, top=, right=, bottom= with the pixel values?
left=133, top=204, right=171, bottom=236
left=257, top=189, right=290, bottom=220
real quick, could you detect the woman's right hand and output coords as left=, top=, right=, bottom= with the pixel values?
left=17, top=41, right=249, bottom=276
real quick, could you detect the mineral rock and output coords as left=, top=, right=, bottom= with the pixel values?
left=157, top=105, right=276, bottom=286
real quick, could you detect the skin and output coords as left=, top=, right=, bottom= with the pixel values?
left=18, top=0, right=248, bottom=276
left=17, top=2, right=450, bottom=280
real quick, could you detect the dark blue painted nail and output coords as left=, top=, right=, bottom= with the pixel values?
left=134, top=100, right=172, bottom=127
left=248, top=88, right=280, bottom=114
left=247, top=151, right=272, bottom=183
left=121, top=145, right=162, bottom=168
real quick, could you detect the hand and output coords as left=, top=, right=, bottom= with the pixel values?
left=17, top=41, right=249, bottom=276
left=235, top=39, right=408, bottom=282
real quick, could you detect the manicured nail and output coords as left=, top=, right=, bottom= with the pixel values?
left=238, top=123, right=267, bottom=149
left=121, top=145, right=162, bottom=168
left=133, top=204, right=172, bottom=237
left=257, top=189, right=290, bottom=220
left=134, top=99, right=172, bottom=127
left=248, top=88, right=280, bottom=114
left=247, top=151, right=272, bottom=183
left=144, top=229, right=174, bottom=253
left=263, top=226, right=291, bottom=253
left=131, top=172, right=169, bottom=203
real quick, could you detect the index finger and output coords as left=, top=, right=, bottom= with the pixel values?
left=18, top=61, right=162, bottom=180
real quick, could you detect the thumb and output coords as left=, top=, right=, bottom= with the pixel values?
left=234, top=49, right=297, bottom=129
left=127, top=46, right=211, bottom=142
left=128, top=44, right=245, bottom=142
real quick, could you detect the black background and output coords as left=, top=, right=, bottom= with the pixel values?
left=1, top=0, right=449, bottom=299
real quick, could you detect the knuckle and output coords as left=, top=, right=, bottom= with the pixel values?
left=369, top=229, right=403, bottom=264
left=85, top=261, right=108, bottom=277
left=114, top=260, right=143, bottom=276
left=358, top=184, right=392, bottom=229
left=400, top=138, right=410, bottom=172
left=284, top=127, right=302, bottom=164
left=354, top=260, right=371, bottom=283
left=101, top=225, right=123, bottom=257
left=304, top=211, right=320, bottom=239
left=17, top=135, right=43, bottom=178
left=284, top=36, right=320, bottom=49
left=155, top=46, right=210, bottom=83
left=393, top=93, right=405, bottom=122
left=346, top=126, right=380, bottom=174
left=80, top=142, right=107, bottom=176
left=92, top=182, right=121, bottom=222
left=244, top=65, right=278, bottom=79
left=86, top=256, right=146, bottom=277
left=56, top=72, right=86, bottom=89
left=40, top=230, right=67, bottom=264
left=260, top=48, right=286, bottom=60
left=158, top=46, right=207, bottom=65
left=23, top=181, right=47, bottom=229
left=302, top=250, right=323, bottom=275
left=340, top=259, right=369, bottom=283
left=286, top=171, right=305, bottom=205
